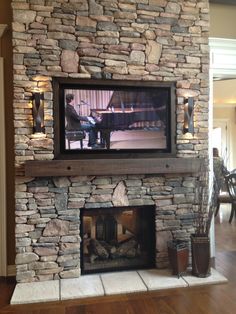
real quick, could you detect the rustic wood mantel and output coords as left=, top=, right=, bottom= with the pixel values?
left=24, top=158, right=202, bottom=177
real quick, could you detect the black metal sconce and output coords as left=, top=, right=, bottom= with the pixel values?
left=183, top=97, right=194, bottom=134
left=32, top=92, right=45, bottom=133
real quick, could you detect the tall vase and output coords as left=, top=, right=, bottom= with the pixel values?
left=168, top=240, right=189, bottom=277
left=191, top=234, right=211, bottom=278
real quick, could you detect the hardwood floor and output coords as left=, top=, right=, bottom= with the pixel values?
left=0, top=205, right=235, bottom=314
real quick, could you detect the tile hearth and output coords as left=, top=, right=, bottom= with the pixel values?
left=11, top=268, right=228, bottom=305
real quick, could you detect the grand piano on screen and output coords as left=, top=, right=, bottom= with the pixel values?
left=90, top=90, right=166, bottom=150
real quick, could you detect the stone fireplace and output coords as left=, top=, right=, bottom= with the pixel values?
left=12, top=0, right=210, bottom=283
left=16, top=173, right=199, bottom=282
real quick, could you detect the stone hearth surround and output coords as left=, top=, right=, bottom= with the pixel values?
left=13, top=0, right=210, bottom=283
left=11, top=268, right=228, bottom=304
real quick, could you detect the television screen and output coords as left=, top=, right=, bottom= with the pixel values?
left=54, top=79, right=176, bottom=156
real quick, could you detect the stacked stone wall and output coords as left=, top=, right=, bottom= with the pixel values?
left=16, top=174, right=197, bottom=282
left=12, top=0, right=210, bottom=282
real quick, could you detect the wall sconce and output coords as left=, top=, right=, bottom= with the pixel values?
left=183, top=97, right=194, bottom=134
left=32, top=92, right=45, bottom=133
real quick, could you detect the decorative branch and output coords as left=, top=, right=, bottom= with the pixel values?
left=193, top=159, right=217, bottom=237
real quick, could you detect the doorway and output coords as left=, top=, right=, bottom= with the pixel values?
left=212, top=119, right=230, bottom=169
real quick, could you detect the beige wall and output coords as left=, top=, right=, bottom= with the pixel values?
left=210, top=4, right=236, bottom=39
left=213, top=79, right=236, bottom=105
left=0, top=0, right=15, bottom=267
left=213, top=80, right=236, bottom=170
left=0, top=56, right=7, bottom=276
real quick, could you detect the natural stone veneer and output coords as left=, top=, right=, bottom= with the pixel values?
left=12, top=0, right=210, bottom=282
left=15, top=174, right=196, bottom=282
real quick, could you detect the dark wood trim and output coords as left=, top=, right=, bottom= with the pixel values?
left=24, top=157, right=202, bottom=177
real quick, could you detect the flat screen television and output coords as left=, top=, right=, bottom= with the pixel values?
left=53, top=79, right=176, bottom=159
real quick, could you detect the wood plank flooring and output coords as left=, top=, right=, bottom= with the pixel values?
left=0, top=205, right=235, bottom=314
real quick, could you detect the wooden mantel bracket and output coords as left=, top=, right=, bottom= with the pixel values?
left=24, top=158, right=202, bottom=177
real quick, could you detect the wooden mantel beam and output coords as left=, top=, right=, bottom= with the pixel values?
left=24, top=158, right=202, bottom=177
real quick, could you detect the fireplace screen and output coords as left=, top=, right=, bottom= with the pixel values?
left=81, top=205, right=155, bottom=274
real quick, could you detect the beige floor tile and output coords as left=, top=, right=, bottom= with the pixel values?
left=138, top=269, right=188, bottom=290
left=10, top=280, right=59, bottom=304
left=182, top=268, right=228, bottom=286
left=61, top=275, right=104, bottom=300
left=101, top=271, right=147, bottom=295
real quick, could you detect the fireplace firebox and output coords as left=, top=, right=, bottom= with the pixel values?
left=81, top=205, right=156, bottom=274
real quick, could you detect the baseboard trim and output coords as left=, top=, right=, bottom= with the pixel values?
left=210, top=257, right=215, bottom=268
